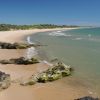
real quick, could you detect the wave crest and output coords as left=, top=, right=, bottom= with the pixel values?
left=48, top=31, right=71, bottom=37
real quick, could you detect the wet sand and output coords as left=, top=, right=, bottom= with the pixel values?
left=0, top=28, right=96, bottom=100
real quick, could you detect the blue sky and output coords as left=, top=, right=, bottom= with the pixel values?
left=0, top=0, right=100, bottom=26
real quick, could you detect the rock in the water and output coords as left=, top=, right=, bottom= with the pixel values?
left=0, top=71, right=11, bottom=90
left=0, top=57, right=39, bottom=65
left=75, top=96, right=100, bottom=100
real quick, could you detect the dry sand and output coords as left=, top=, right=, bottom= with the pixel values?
left=0, top=28, right=94, bottom=100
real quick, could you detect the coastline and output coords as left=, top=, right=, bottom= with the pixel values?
left=0, top=28, right=78, bottom=43
left=0, top=27, right=95, bottom=100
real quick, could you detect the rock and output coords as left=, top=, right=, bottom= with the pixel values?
left=0, top=60, right=12, bottom=64
left=0, top=42, right=35, bottom=49
left=75, top=96, right=100, bottom=100
left=20, top=76, right=37, bottom=86
left=15, top=43, right=30, bottom=49
left=20, top=62, right=72, bottom=86
left=0, top=57, right=39, bottom=65
left=48, top=73, right=62, bottom=81
left=20, top=79, right=36, bottom=86
left=50, top=58, right=59, bottom=62
left=14, top=57, right=39, bottom=65
left=0, top=71, right=11, bottom=90
left=0, top=42, right=46, bottom=49
left=37, top=73, right=48, bottom=83
left=61, top=70, right=71, bottom=76
left=37, top=62, right=72, bottom=83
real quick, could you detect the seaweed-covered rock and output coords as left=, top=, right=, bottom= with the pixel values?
left=0, top=57, right=39, bottom=65
left=0, top=42, right=35, bottom=49
left=0, top=60, right=12, bottom=64
left=20, top=62, right=72, bottom=86
left=14, top=57, right=39, bottom=65
left=0, top=71, right=11, bottom=90
left=0, top=42, right=47, bottom=49
left=75, top=96, right=100, bottom=100
left=37, top=62, right=72, bottom=83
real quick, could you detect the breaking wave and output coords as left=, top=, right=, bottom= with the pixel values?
left=72, top=37, right=83, bottom=40
left=42, top=60, right=53, bottom=66
left=25, top=36, right=38, bottom=59
left=27, top=36, right=35, bottom=44
left=48, top=31, right=72, bottom=37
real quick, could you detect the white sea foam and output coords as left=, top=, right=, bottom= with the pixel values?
left=26, top=36, right=38, bottom=59
left=27, top=36, right=35, bottom=44
left=48, top=31, right=72, bottom=37
left=42, top=60, right=53, bottom=66
left=57, top=31, right=62, bottom=32
left=26, top=47, right=38, bottom=59
left=36, top=60, right=53, bottom=73
left=89, top=38, right=100, bottom=42
left=73, top=37, right=83, bottom=40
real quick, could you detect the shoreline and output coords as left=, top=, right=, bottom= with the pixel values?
left=0, top=28, right=78, bottom=43
left=0, top=27, right=97, bottom=100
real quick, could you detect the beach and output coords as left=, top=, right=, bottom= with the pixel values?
left=0, top=28, right=96, bottom=100
left=0, top=28, right=77, bottom=43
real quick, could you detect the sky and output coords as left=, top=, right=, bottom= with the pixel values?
left=0, top=0, right=100, bottom=26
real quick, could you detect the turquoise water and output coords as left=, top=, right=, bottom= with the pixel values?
left=29, top=28, right=100, bottom=95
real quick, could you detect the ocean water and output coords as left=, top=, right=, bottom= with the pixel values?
left=27, top=28, right=100, bottom=96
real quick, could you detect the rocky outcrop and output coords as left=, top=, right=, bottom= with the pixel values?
left=37, top=62, right=71, bottom=83
left=0, top=57, right=39, bottom=65
left=0, top=42, right=47, bottom=49
left=0, top=71, right=11, bottom=90
left=75, top=96, right=100, bottom=100
left=20, top=62, right=72, bottom=85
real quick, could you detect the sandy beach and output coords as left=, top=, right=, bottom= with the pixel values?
left=0, top=28, right=77, bottom=43
left=0, top=28, right=95, bottom=100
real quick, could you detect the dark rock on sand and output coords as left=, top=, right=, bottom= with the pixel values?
left=0, top=71, right=11, bottom=90
left=0, top=42, right=47, bottom=49
left=0, top=42, right=34, bottom=49
left=0, top=57, right=39, bottom=65
left=75, top=96, right=100, bottom=100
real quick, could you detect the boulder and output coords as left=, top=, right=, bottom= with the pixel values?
left=0, top=42, right=46, bottom=49
left=0, top=60, right=12, bottom=64
left=75, top=96, right=100, bottom=100
left=0, top=42, right=35, bottom=49
left=14, top=57, right=39, bottom=65
left=20, top=62, right=72, bottom=86
left=0, top=57, right=39, bottom=65
left=37, top=62, right=72, bottom=83
left=0, top=71, right=11, bottom=90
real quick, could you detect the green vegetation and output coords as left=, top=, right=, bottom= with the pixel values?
left=0, top=24, right=79, bottom=31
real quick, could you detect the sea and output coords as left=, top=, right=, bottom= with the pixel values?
left=26, top=27, right=100, bottom=96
